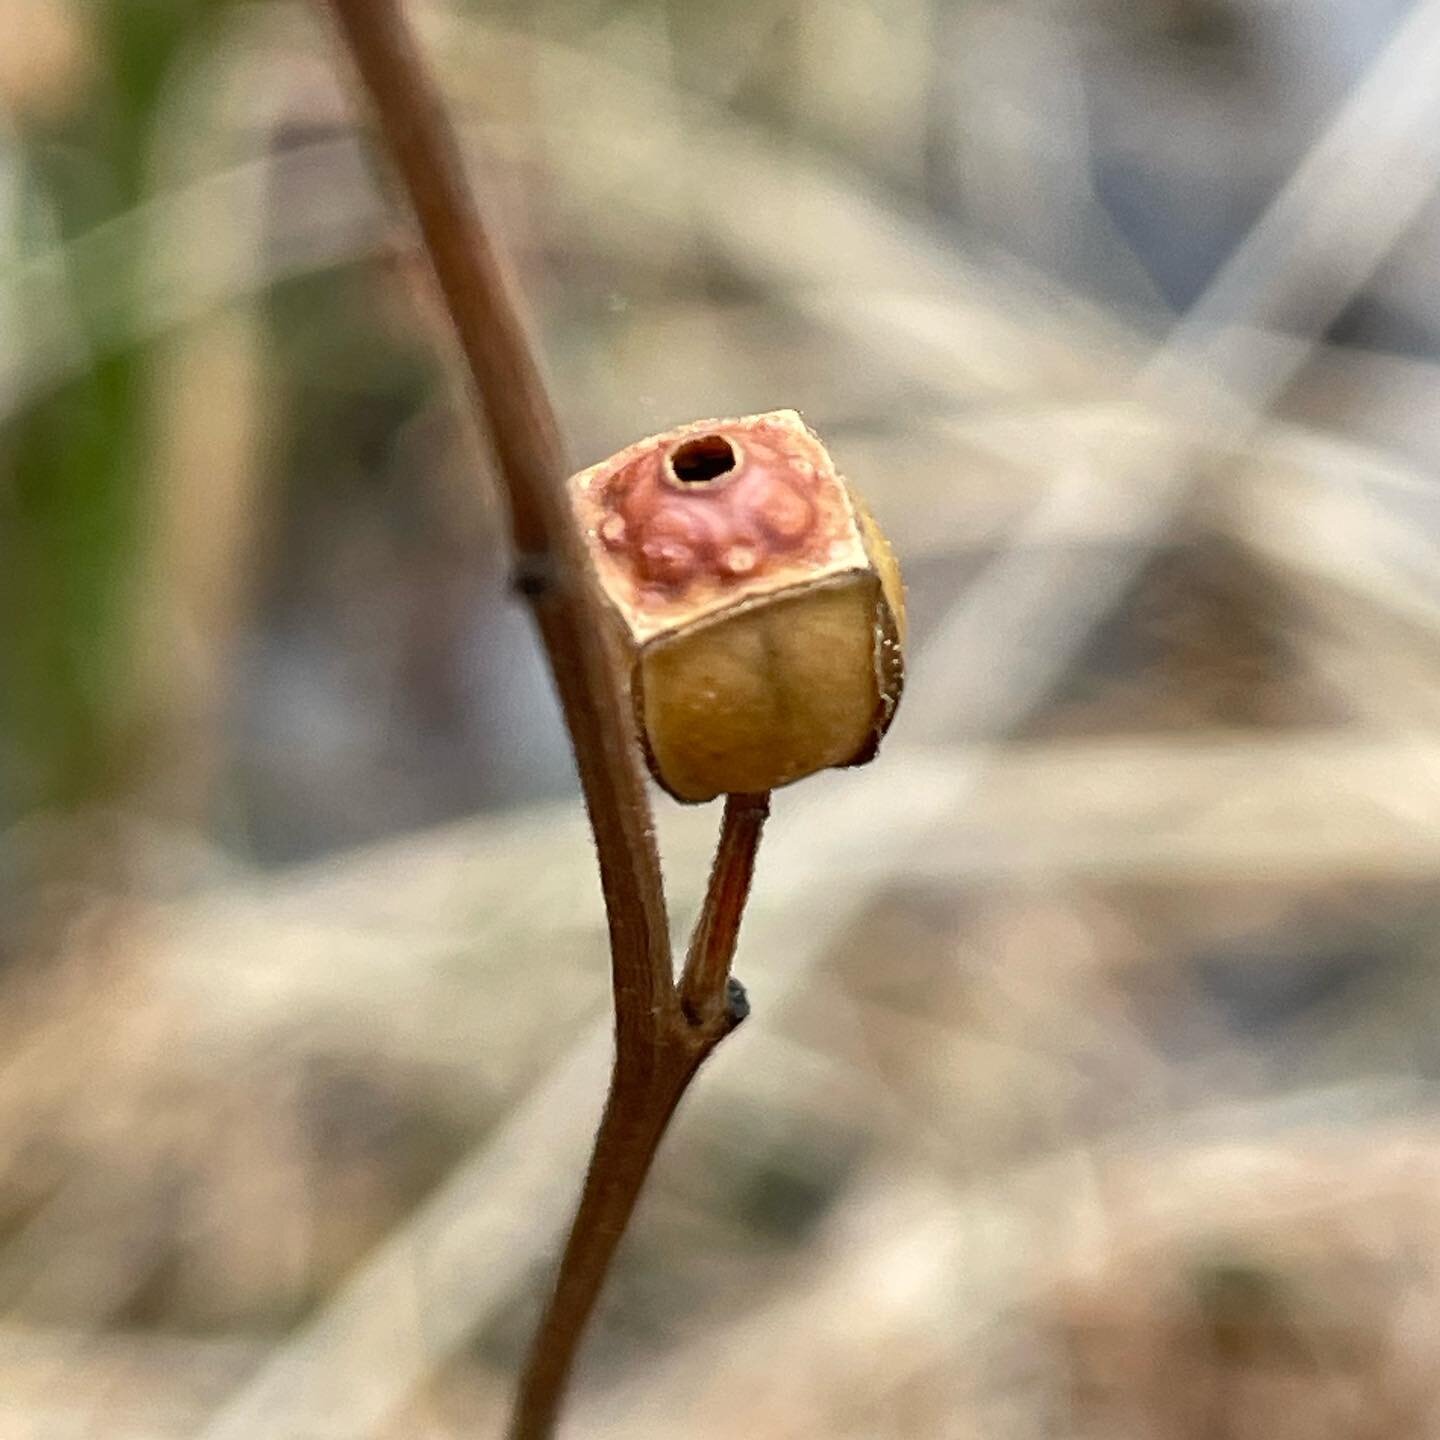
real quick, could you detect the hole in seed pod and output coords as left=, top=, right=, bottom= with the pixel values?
left=668, top=433, right=738, bottom=484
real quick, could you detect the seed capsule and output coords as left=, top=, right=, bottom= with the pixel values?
left=569, top=410, right=905, bottom=803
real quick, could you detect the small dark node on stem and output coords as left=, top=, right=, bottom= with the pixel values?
left=511, top=552, right=557, bottom=599
left=679, top=961, right=751, bottom=1034
left=725, top=974, right=751, bottom=1025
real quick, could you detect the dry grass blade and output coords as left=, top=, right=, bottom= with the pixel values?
left=906, top=0, right=1440, bottom=743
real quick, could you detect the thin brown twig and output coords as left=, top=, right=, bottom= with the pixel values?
left=320, top=2, right=769, bottom=1436
left=680, top=791, right=770, bottom=1026
left=324, top=0, right=671, bottom=1051
left=510, top=793, right=768, bottom=1440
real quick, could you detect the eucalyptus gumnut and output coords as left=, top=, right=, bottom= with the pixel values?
left=569, top=409, right=905, bottom=802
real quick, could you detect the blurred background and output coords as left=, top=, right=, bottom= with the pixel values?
left=6, top=0, right=1440, bottom=1434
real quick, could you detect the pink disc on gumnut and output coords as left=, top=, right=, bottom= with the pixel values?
left=596, top=424, right=827, bottom=597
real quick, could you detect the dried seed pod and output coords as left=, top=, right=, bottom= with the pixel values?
left=569, top=409, right=905, bottom=802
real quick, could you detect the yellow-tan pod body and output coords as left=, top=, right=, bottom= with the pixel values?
left=569, top=410, right=904, bottom=803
